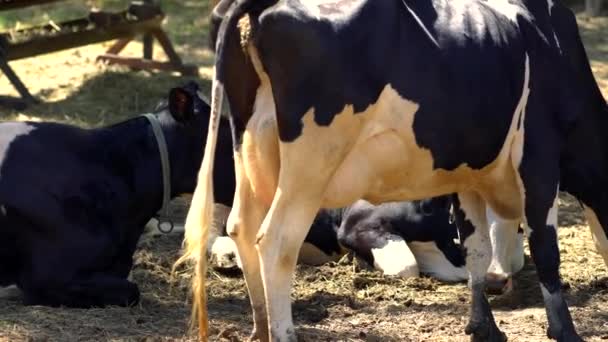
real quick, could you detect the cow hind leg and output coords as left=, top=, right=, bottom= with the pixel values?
left=256, top=182, right=324, bottom=342
left=227, top=171, right=270, bottom=341
left=453, top=191, right=506, bottom=342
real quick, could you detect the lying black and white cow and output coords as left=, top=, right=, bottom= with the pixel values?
left=0, top=81, right=235, bottom=308
left=335, top=198, right=525, bottom=287
left=186, top=0, right=608, bottom=341
left=210, top=196, right=524, bottom=292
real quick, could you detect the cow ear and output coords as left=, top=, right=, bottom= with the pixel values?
left=168, top=86, right=194, bottom=122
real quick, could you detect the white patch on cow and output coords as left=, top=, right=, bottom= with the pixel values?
left=209, top=236, right=242, bottom=269
left=509, top=53, right=531, bottom=226
left=371, top=238, right=419, bottom=278
left=435, top=0, right=530, bottom=43
left=547, top=185, right=560, bottom=230
left=458, top=193, right=491, bottom=287
left=298, top=242, right=343, bottom=266
left=294, top=0, right=365, bottom=22
left=584, top=205, right=608, bottom=266
left=547, top=0, right=555, bottom=13
left=487, top=207, right=525, bottom=278
left=0, top=123, right=36, bottom=168
left=409, top=241, right=468, bottom=282
left=482, top=0, right=526, bottom=22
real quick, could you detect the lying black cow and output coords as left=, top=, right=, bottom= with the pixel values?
left=0, top=81, right=235, bottom=308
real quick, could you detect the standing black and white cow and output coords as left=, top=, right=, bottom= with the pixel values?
left=0, top=81, right=235, bottom=308
left=184, top=1, right=608, bottom=341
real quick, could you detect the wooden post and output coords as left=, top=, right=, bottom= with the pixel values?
left=586, top=0, right=603, bottom=16
left=143, top=0, right=155, bottom=59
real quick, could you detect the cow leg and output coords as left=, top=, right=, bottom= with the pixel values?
left=228, top=158, right=271, bottom=342
left=486, top=207, right=523, bottom=294
left=256, top=186, right=322, bottom=342
left=523, top=183, right=581, bottom=341
left=453, top=192, right=506, bottom=342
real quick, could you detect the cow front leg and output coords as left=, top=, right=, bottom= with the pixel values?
left=256, top=188, right=322, bottom=342
left=453, top=192, right=506, bottom=342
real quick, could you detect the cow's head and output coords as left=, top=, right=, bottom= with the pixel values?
left=156, top=81, right=232, bottom=197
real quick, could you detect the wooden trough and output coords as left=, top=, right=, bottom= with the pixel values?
left=0, top=0, right=198, bottom=109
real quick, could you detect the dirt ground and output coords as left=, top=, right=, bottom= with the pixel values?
left=2, top=4, right=608, bottom=342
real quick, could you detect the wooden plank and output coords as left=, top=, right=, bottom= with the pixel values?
left=105, top=36, right=134, bottom=55
left=143, top=33, right=154, bottom=59
left=0, top=55, right=36, bottom=102
left=96, top=54, right=198, bottom=76
left=4, top=16, right=163, bottom=61
left=152, top=28, right=182, bottom=65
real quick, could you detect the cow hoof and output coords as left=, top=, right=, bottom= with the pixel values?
left=547, top=329, right=583, bottom=342
left=466, top=321, right=507, bottom=342
left=486, top=273, right=513, bottom=295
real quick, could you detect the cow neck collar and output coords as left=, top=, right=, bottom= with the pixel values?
left=141, top=113, right=174, bottom=233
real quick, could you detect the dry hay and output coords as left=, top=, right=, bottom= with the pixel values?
left=3, top=193, right=606, bottom=341
left=1, top=8, right=608, bottom=342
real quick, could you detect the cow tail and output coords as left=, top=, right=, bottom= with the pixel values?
left=174, top=0, right=274, bottom=339
left=173, top=72, right=223, bottom=341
